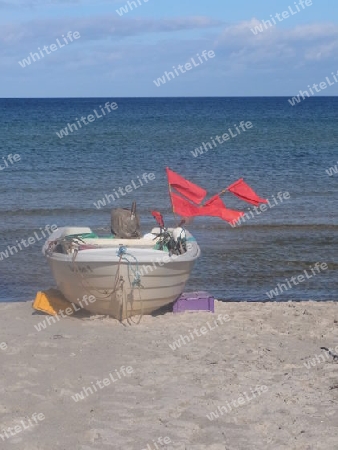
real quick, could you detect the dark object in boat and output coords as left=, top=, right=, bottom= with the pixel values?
left=111, top=202, right=141, bottom=239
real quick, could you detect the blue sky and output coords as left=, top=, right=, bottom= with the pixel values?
left=1, top=0, right=338, bottom=97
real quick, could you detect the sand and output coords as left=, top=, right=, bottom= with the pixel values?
left=0, top=299, right=338, bottom=450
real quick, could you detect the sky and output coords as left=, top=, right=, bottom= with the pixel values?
left=1, top=0, right=338, bottom=97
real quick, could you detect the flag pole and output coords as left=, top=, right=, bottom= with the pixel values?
left=166, top=167, right=179, bottom=227
left=215, top=187, right=228, bottom=197
left=215, top=178, right=242, bottom=198
left=200, top=187, right=228, bottom=207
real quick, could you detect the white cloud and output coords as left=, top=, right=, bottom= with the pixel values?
left=0, top=15, right=222, bottom=49
left=214, top=20, right=338, bottom=67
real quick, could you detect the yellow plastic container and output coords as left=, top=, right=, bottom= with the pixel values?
left=33, top=289, right=70, bottom=316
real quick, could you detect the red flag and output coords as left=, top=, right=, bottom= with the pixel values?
left=171, top=192, right=202, bottom=217
left=204, top=195, right=245, bottom=224
left=171, top=192, right=244, bottom=225
left=227, top=179, right=267, bottom=206
left=204, top=194, right=225, bottom=207
left=166, top=167, right=207, bottom=205
left=151, top=211, right=164, bottom=228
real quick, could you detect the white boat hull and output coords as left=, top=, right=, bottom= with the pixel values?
left=43, top=227, right=200, bottom=320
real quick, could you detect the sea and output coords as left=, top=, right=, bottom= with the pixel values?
left=0, top=97, right=337, bottom=303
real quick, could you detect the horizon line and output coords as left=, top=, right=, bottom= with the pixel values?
left=1, top=95, right=338, bottom=99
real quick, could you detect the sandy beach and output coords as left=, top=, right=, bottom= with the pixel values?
left=0, top=299, right=337, bottom=450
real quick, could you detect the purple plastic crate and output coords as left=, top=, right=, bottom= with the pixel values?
left=173, top=291, right=214, bottom=313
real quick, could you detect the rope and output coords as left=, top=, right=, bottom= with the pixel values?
left=70, top=242, right=126, bottom=326
left=117, top=245, right=144, bottom=324
left=70, top=241, right=143, bottom=324
left=71, top=248, right=120, bottom=300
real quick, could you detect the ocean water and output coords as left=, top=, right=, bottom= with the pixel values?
left=0, top=97, right=337, bottom=303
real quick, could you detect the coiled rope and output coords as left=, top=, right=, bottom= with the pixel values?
left=71, top=241, right=143, bottom=323
left=116, top=245, right=144, bottom=325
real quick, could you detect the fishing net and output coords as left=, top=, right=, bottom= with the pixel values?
left=111, top=203, right=141, bottom=239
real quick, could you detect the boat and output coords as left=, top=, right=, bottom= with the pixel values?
left=40, top=165, right=268, bottom=321
left=42, top=220, right=200, bottom=320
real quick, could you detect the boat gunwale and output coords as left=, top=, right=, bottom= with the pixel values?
left=44, top=227, right=200, bottom=263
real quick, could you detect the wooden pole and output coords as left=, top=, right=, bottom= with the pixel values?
left=217, top=188, right=228, bottom=197
left=166, top=168, right=179, bottom=227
